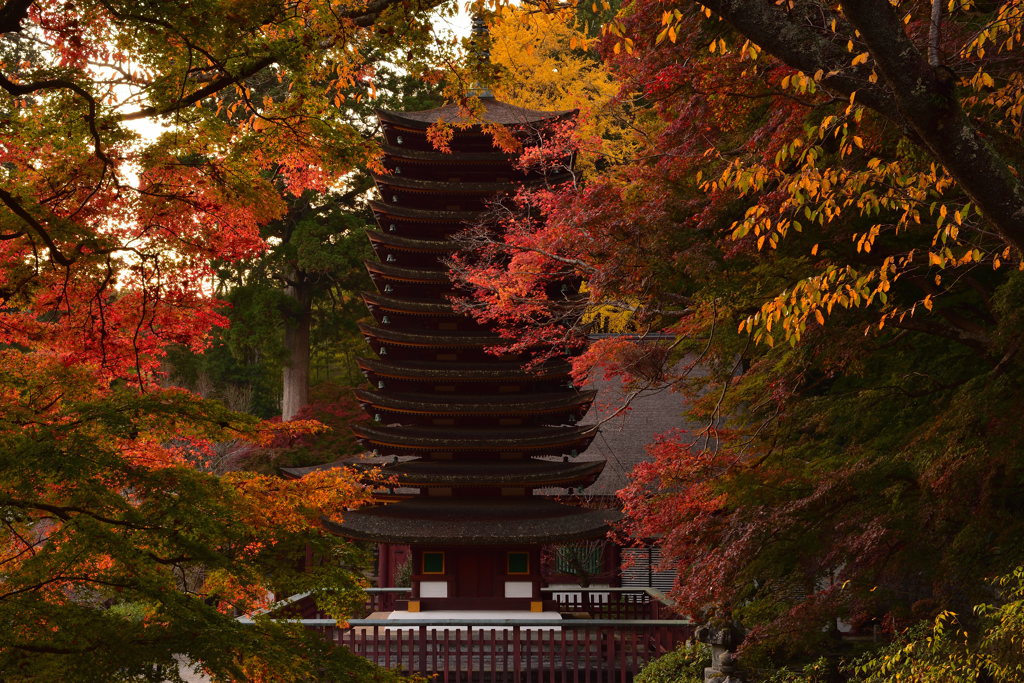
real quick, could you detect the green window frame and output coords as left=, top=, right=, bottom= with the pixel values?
left=507, top=551, right=530, bottom=575
left=422, top=552, right=445, bottom=574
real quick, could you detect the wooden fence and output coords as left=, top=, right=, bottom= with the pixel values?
left=315, top=620, right=694, bottom=683
left=247, top=588, right=692, bottom=681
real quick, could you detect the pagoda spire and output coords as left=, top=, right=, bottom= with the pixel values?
left=469, top=12, right=494, bottom=99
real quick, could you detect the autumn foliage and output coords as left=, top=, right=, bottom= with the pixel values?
left=0, top=0, right=446, bottom=679
left=458, top=0, right=1024, bottom=668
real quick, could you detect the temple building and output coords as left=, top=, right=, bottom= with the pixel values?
left=322, top=96, right=620, bottom=615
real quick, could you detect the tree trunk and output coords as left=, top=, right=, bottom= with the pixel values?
left=700, top=0, right=1024, bottom=255
left=282, top=272, right=313, bottom=421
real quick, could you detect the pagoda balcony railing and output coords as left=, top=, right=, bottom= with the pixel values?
left=359, top=587, right=681, bottom=621
left=539, top=588, right=682, bottom=621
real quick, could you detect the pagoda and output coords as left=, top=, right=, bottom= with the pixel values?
left=325, top=91, right=617, bottom=614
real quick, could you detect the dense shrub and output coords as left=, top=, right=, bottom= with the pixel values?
left=635, top=641, right=711, bottom=683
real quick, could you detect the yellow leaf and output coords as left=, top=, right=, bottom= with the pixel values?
left=923, top=295, right=933, bottom=311
left=852, top=52, right=869, bottom=66
left=709, top=40, right=716, bottom=53
left=811, top=243, right=819, bottom=255
left=853, top=136, right=863, bottom=148
left=814, top=309, right=825, bottom=325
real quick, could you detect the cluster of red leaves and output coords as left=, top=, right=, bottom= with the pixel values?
left=252, top=382, right=369, bottom=471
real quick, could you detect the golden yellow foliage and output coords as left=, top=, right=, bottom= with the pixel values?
left=579, top=282, right=638, bottom=333
left=489, top=7, right=645, bottom=173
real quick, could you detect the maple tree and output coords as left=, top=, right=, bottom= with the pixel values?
left=0, top=0, right=450, bottom=679
left=0, top=353, right=386, bottom=681
left=455, top=0, right=1024, bottom=669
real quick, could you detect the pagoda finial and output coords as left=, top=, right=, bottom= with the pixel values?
left=469, top=10, right=494, bottom=99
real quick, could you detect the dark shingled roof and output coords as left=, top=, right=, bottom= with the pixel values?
left=368, top=201, right=479, bottom=222
left=359, top=323, right=500, bottom=348
left=279, top=453, right=416, bottom=480
left=351, top=423, right=599, bottom=454
left=373, top=174, right=546, bottom=194
left=355, top=388, right=596, bottom=416
left=379, top=144, right=514, bottom=163
left=365, top=228, right=457, bottom=253
left=356, top=358, right=572, bottom=382
left=325, top=496, right=619, bottom=544
left=363, top=260, right=451, bottom=284
left=377, top=100, right=574, bottom=129
left=538, top=355, right=707, bottom=497
left=351, top=457, right=605, bottom=488
left=280, top=453, right=601, bottom=489
left=362, top=292, right=458, bottom=316
left=375, top=173, right=571, bottom=195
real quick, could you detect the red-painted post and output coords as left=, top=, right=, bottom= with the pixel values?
left=513, top=625, right=522, bottom=683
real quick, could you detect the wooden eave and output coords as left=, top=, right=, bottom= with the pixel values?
left=365, top=228, right=458, bottom=254
left=376, top=104, right=576, bottom=130
left=325, top=496, right=619, bottom=545
left=359, top=323, right=500, bottom=348
left=380, top=144, right=515, bottom=163
left=351, top=423, right=599, bottom=452
left=369, top=201, right=480, bottom=222
left=356, top=358, right=572, bottom=382
left=362, top=292, right=458, bottom=316
left=363, top=260, right=450, bottom=284
left=374, top=173, right=569, bottom=194
left=355, top=388, right=597, bottom=416
left=352, top=458, right=605, bottom=488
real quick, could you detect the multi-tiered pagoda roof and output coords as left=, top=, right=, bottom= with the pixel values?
left=325, top=95, right=616, bottom=611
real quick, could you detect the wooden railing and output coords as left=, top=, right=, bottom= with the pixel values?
left=314, top=619, right=694, bottom=683
left=246, top=588, right=692, bottom=681
left=540, top=588, right=682, bottom=621
left=363, top=587, right=412, bottom=615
